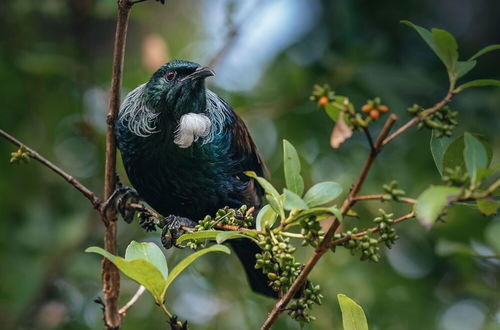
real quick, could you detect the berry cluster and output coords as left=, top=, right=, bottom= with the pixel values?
left=138, top=211, right=159, bottom=232
left=340, top=230, right=381, bottom=262
left=361, top=97, right=389, bottom=120
left=373, top=209, right=399, bottom=248
left=194, top=205, right=254, bottom=231
left=408, top=104, right=458, bottom=137
left=309, top=84, right=335, bottom=106
left=10, top=147, right=30, bottom=164
left=288, top=282, right=323, bottom=325
left=442, top=166, right=469, bottom=186
left=333, top=209, right=399, bottom=262
left=382, top=180, right=405, bottom=201
left=255, top=231, right=301, bottom=292
left=300, top=216, right=324, bottom=247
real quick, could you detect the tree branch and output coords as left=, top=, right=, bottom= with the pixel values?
left=101, top=0, right=133, bottom=328
left=382, top=92, right=453, bottom=146
left=262, top=90, right=458, bottom=328
left=352, top=194, right=416, bottom=204
left=0, top=129, right=102, bottom=209
left=328, top=211, right=416, bottom=248
left=260, top=114, right=398, bottom=330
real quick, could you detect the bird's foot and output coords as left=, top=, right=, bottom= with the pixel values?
left=102, top=176, right=140, bottom=223
left=159, top=215, right=197, bottom=249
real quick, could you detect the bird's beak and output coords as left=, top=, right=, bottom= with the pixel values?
left=180, top=66, right=216, bottom=82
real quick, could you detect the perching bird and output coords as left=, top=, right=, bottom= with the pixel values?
left=115, top=60, right=274, bottom=296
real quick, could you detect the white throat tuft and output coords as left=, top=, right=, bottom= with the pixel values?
left=174, top=113, right=212, bottom=148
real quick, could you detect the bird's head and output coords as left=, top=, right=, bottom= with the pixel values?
left=145, top=60, right=215, bottom=119
left=118, top=60, right=223, bottom=144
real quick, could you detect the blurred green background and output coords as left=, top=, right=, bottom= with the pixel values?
left=1, top=0, right=499, bottom=329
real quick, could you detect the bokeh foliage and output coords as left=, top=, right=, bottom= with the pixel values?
left=0, top=0, right=499, bottom=329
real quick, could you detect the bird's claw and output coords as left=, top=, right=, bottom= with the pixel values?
left=159, top=215, right=197, bottom=249
left=102, top=178, right=140, bottom=223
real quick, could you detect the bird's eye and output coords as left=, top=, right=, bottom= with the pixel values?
left=165, top=70, right=176, bottom=81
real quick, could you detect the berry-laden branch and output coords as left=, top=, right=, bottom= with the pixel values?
left=0, top=129, right=102, bottom=208
left=260, top=114, right=398, bottom=329
left=382, top=91, right=453, bottom=146
left=328, top=211, right=416, bottom=248
left=262, top=89, right=457, bottom=329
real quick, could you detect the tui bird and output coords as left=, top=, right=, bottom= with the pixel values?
left=115, top=60, right=274, bottom=297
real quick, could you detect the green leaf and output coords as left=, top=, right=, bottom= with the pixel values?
left=431, top=28, right=459, bottom=72
left=245, top=171, right=283, bottom=217
left=454, top=79, right=500, bottom=93
left=303, top=182, right=342, bottom=207
left=476, top=164, right=500, bottom=183
left=289, top=206, right=342, bottom=227
left=443, top=134, right=492, bottom=172
left=430, top=130, right=454, bottom=176
left=401, top=21, right=437, bottom=54
left=283, top=188, right=309, bottom=210
left=477, top=199, right=500, bottom=216
left=325, top=96, right=355, bottom=122
left=454, top=60, right=476, bottom=79
left=464, top=133, right=488, bottom=183
left=443, top=135, right=466, bottom=170
left=86, top=246, right=166, bottom=303
left=283, top=140, right=304, bottom=196
left=177, top=230, right=222, bottom=244
left=163, top=245, right=230, bottom=298
left=215, top=231, right=255, bottom=244
left=124, top=241, right=168, bottom=280
left=416, top=186, right=461, bottom=229
left=255, top=204, right=277, bottom=231
left=325, top=103, right=341, bottom=122
left=468, top=44, right=500, bottom=61
left=337, top=294, right=368, bottom=330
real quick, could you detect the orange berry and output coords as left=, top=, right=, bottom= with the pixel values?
left=378, top=105, right=389, bottom=113
left=369, top=109, right=380, bottom=119
left=318, top=96, right=329, bottom=107
left=361, top=104, right=373, bottom=113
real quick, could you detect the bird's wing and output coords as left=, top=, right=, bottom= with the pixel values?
left=230, top=112, right=268, bottom=179
left=229, top=113, right=268, bottom=208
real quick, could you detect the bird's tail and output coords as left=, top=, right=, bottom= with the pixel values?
left=228, top=238, right=277, bottom=298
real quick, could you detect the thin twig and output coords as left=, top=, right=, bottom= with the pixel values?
left=128, top=202, right=264, bottom=233
left=328, top=211, right=416, bottom=248
left=119, top=285, right=146, bottom=316
left=352, top=194, right=416, bottom=204
left=382, top=92, right=453, bottom=146
left=0, top=129, right=102, bottom=209
left=101, top=0, right=132, bottom=328
left=362, top=126, right=375, bottom=152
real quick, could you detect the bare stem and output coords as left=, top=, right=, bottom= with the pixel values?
left=352, top=194, right=416, bottom=204
left=0, top=129, right=102, bottom=209
left=119, top=285, right=146, bottom=316
left=101, top=0, right=132, bottom=328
